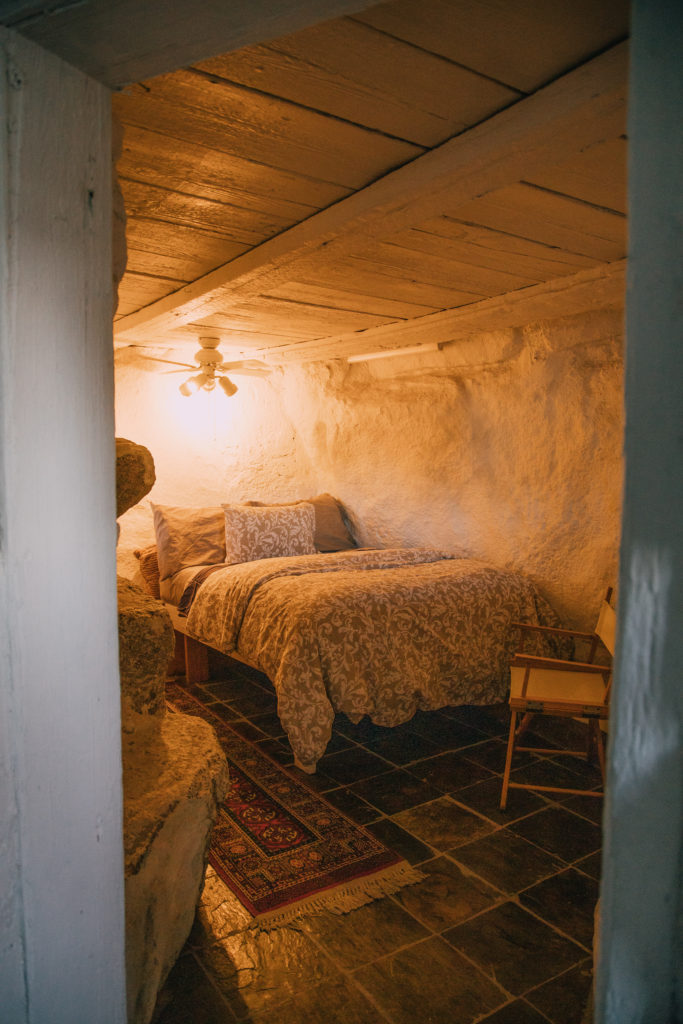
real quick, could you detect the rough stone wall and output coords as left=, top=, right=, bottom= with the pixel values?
left=115, top=306, right=623, bottom=629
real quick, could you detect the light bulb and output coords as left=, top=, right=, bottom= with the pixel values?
left=179, top=373, right=207, bottom=397
left=218, top=375, right=238, bottom=397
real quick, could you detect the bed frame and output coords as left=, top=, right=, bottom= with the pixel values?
left=165, top=602, right=260, bottom=684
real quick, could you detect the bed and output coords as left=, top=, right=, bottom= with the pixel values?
left=138, top=496, right=560, bottom=772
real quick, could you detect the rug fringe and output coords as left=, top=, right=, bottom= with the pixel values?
left=251, top=861, right=425, bottom=932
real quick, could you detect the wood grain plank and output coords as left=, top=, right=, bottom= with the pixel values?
left=115, top=122, right=350, bottom=217
left=301, top=257, right=484, bottom=309
left=14, top=0, right=385, bottom=88
left=359, top=238, right=540, bottom=293
left=197, top=18, right=519, bottom=147
left=114, top=43, right=627, bottom=341
left=194, top=295, right=397, bottom=337
left=525, top=136, right=628, bottom=215
left=264, top=260, right=627, bottom=363
left=266, top=280, right=438, bottom=318
left=115, top=270, right=186, bottom=317
left=388, top=220, right=598, bottom=282
left=353, top=0, right=629, bottom=93
left=450, top=183, right=627, bottom=261
left=125, top=218, right=248, bottom=281
left=119, top=178, right=290, bottom=248
left=114, top=69, right=423, bottom=189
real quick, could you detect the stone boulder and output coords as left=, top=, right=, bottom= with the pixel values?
left=119, top=578, right=230, bottom=1024
left=116, top=437, right=155, bottom=518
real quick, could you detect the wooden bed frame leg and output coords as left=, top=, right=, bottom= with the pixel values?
left=184, top=634, right=210, bottom=684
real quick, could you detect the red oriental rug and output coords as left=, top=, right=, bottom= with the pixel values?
left=167, top=683, right=423, bottom=928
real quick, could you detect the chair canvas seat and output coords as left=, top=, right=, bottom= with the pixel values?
left=510, top=666, right=609, bottom=716
left=500, top=588, right=615, bottom=809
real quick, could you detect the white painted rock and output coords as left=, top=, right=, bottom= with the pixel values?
left=118, top=577, right=229, bottom=1023
left=122, top=712, right=229, bottom=1024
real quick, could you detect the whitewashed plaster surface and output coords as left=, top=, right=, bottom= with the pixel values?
left=116, top=306, right=623, bottom=629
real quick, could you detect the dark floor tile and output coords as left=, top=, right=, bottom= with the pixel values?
left=349, top=768, right=442, bottom=814
left=478, top=999, right=551, bottom=1024
left=453, top=775, right=546, bottom=826
left=526, top=960, right=594, bottom=1024
left=197, top=926, right=341, bottom=1020
left=444, top=901, right=585, bottom=996
left=393, top=854, right=501, bottom=932
left=574, top=849, right=602, bottom=881
left=442, top=703, right=508, bottom=736
left=323, top=785, right=381, bottom=824
left=318, top=745, right=391, bottom=785
left=393, top=796, right=497, bottom=851
left=301, top=896, right=430, bottom=969
left=205, top=701, right=241, bottom=722
left=248, top=711, right=285, bottom=737
left=229, top=693, right=277, bottom=717
left=453, top=829, right=564, bottom=894
left=248, top=976, right=388, bottom=1024
left=410, top=749, right=495, bottom=793
left=228, top=718, right=267, bottom=743
left=254, top=737, right=294, bottom=766
left=152, top=952, right=238, bottom=1024
left=509, top=806, right=602, bottom=864
left=320, top=730, right=354, bottom=754
left=362, top=727, right=442, bottom=765
left=203, top=677, right=268, bottom=703
left=509, top=758, right=600, bottom=799
left=285, top=764, right=339, bottom=794
left=562, top=792, right=605, bottom=824
left=366, top=818, right=434, bottom=865
left=458, top=737, right=508, bottom=772
left=519, top=868, right=599, bottom=949
left=333, top=714, right=398, bottom=744
left=406, top=710, right=486, bottom=750
left=354, top=935, right=506, bottom=1024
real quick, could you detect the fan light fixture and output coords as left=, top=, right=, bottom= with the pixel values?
left=132, top=336, right=272, bottom=395
left=179, top=337, right=238, bottom=398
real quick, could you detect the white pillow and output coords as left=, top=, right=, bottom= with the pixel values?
left=152, top=504, right=225, bottom=580
left=222, top=503, right=317, bottom=564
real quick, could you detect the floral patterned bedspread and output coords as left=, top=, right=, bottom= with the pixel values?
left=184, top=548, right=559, bottom=771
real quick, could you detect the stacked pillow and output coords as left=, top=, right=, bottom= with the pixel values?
left=135, top=493, right=356, bottom=599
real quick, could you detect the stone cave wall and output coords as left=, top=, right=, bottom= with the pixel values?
left=115, top=305, right=623, bottom=629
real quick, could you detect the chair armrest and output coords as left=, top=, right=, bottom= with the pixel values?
left=511, top=654, right=611, bottom=673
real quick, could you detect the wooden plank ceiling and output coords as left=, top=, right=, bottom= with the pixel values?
left=112, top=0, right=629, bottom=364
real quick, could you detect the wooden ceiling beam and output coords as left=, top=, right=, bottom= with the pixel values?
left=0, top=0, right=380, bottom=88
left=265, top=259, right=627, bottom=364
left=113, top=41, right=627, bottom=344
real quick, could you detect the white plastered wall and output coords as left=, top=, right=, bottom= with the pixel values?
left=116, top=306, right=623, bottom=629
left=0, top=29, right=126, bottom=1023
left=596, top=0, right=683, bottom=1019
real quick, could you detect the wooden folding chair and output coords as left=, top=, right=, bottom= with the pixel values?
left=500, top=588, right=616, bottom=810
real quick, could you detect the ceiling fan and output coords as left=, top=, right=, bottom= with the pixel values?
left=134, top=336, right=272, bottom=397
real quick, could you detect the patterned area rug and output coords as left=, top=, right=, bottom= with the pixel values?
left=167, top=683, right=423, bottom=928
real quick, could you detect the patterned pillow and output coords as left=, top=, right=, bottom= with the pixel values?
left=222, top=503, right=317, bottom=564
left=244, top=493, right=356, bottom=552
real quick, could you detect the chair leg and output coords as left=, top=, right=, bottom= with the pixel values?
left=593, top=720, right=607, bottom=785
left=500, top=710, right=518, bottom=810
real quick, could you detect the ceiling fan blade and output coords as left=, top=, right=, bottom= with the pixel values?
left=220, top=360, right=272, bottom=374
left=136, top=353, right=195, bottom=370
left=221, top=367, right=271, bottom=378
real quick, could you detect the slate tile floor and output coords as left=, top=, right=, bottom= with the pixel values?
left=153, top=654, right=601, bottom=1024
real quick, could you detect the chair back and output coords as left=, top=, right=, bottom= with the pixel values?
left=595, top=591, right=617, bottom=657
